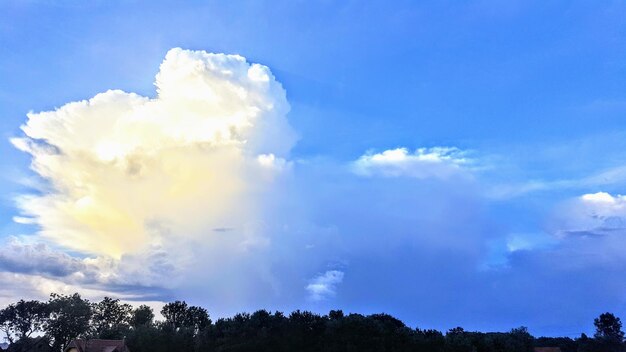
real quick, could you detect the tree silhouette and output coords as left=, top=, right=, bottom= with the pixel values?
left=0, top=300, right=47, bottom=344
left=45, top=293, right=92, bottom=351
left=131, top=305, right=154, bottom=328
left=594, top=312, right=624, bottom=342
left=0, top=292, right=623, bottom=352
left=161, top=301, right=188, bottom=331
left=90, top=297, right=132, bottom=339
left=593, top=312, right=625, bottom=352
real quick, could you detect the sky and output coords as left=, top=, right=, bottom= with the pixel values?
left=2, top=0, right=626, bottom=337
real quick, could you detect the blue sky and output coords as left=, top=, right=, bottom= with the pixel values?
left=2, top=0, right=626, bottom=337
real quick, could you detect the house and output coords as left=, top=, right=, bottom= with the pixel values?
left=534, top=347, right=562, bottom=352
left=64, top=339, right=130, bottom=352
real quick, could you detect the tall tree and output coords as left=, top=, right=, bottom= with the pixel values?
left=593, top=312, right=625, bottom=352
left=160, top=301, right=188, bottom=331
left=44, top=293, right=92, bottom=351
left=131, top=305, right=154, bottom=328
left=594, top=312, right=625, bottom=342
left=0, top=300, right=47, bottom=343
left=160, top=301, right=209, bottom=335
left=91, top=297, right=132, bottom=339
left=185, top=306, right=210, bottom=334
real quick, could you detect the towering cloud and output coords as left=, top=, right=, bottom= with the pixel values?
left=12, top=48, right=296, bottom=260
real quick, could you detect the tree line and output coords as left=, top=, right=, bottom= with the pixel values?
left=0, top=293, right=624, bottom=352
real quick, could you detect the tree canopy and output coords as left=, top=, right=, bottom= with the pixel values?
left=0, top=293, right=623, bottom=352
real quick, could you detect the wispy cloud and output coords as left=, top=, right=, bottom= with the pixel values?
left=487, top=165, right=626, bottom=199
left=306, top=270, right=344, bottom=302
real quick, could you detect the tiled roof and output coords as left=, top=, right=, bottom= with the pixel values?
left=65, top=339, right=129, bottom=352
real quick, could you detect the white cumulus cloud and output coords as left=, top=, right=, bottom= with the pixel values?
left=352, top=147, right=470, bottom=179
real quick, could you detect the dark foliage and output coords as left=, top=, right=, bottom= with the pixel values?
left=90, top=297, right=132, bottom=339
left=534, top=337, right=577, bottom=352
left=130, top=305, right=155, bottom=329
left=0, top=300, right=47, bottom=344
left=44, top=293, right=92, bottom=351
left=0, top=293, right=624, bottom=352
